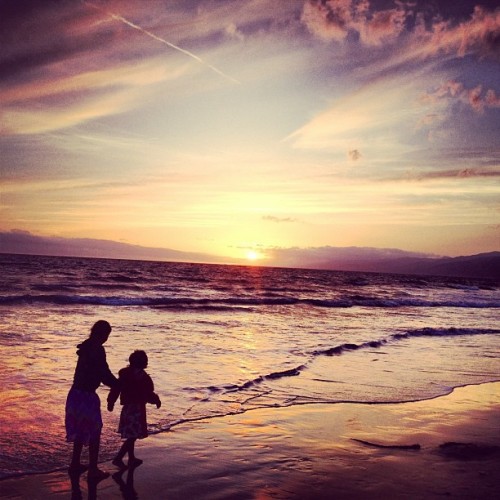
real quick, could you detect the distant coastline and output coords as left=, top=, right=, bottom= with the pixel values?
left=1, top=230, right=498, bottom=280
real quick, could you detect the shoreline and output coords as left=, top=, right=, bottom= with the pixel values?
left=1, top=381, right=499, bottom=499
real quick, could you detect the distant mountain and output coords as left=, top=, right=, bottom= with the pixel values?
left=265, top=245, right=500, bottom=280
left=0, top=229, right=233, bottom=265
left=1, top=230, right=498, bottom=280
left=316, top=252, right=500, bottom=280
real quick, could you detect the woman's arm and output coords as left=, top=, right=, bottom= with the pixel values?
left=96, top=346, right=119, bottom=388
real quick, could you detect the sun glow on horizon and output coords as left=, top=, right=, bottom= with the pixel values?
left=246, top=250, right=261, bottom=262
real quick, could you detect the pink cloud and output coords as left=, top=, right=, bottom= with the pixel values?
left=301, top=0, right=355, bottom=42
left=425, top=80, right=500, bottom=114
left=359, top=6, right=407, bottom=45
left=417, top=6, right=500, bottom=59
left=302, top=0, right=409, bottom=45
left=302, top=0, right=499, bottom=59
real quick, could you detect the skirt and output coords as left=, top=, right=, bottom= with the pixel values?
left=65, top=387, right=102, bottom=445
left=118, top=403, right=148, bottom=439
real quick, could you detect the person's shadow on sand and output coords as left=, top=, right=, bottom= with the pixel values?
left=112, top=463, right=140, bottom=500
left=69, top=470, right=83, bottom=500
left=69, top=469, right=110, bottom=500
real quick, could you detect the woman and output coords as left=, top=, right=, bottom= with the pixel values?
left=65, top=320, right=118, bottom=480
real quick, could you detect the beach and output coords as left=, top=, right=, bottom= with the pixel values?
left=1, top=382, right=499, bottom=499
left=1, top=255, right=499, bottom=497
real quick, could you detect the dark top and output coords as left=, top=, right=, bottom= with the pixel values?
left=107, top=366, right=160, bottom=407
left=72, top=338, right=118, bottom=392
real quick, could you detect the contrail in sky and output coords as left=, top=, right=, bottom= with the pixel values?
left=84, top=1, right=240, bottom=84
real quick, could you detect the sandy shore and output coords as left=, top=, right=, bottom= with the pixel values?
left=1, top=382, right=499, bottom=499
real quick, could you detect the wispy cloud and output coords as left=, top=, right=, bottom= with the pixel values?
left=83, top=1, right=240, bottom=84
left=0, top=57, right=191, bottom=135
left=423, top=80, right=500, bottom=113
left=400, top=167, right=500, bottom=182
left=262, top=215, right=298, bottom=223
left=285, top=73, right=429, bottom=157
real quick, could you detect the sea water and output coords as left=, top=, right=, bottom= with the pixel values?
left=0, top=253, right=499, bottom=479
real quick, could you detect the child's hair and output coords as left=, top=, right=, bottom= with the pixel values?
left=129, top=350, right=148, bottom=369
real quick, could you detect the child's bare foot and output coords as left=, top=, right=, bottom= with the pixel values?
left=112, top=457, right=128, bottom=470
left=128, top=458, right=143, bottom=467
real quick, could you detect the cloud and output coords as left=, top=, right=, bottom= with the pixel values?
left=285, top=73, right=428, bottom=157
left=301, top=0, right=409, bottom=45
left=301, top=1, right=500, bottom=59
left=262, top=215, right=298, bottom=223
left=408, top=167, right=500, bottom=182
left=348, top=149, right=361, bottom=161
left=1, top=87, right=145, bottom=136
left=424, top=80, right=500, bottom=114
left=83, top=1, right=240, bottom=84
left=1, top=0, right=268, bottom=135
left=422, top=6, right=500, bottom=60
left=0, top=58, right=190, bottom=135
left=288, top=2, right=500, bottom=167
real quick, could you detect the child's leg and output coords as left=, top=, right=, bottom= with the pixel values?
left=128, top=439, right=142, bottom=466
left=128, top=438, right=136, bottom=459
left=113, top=438, right=133, bottom=468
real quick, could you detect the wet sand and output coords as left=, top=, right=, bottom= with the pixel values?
left=1, top=382, right=499, bottom=499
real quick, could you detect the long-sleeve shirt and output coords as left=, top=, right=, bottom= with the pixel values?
left=107, top=366, right=160, bottom=407
left=72, top=338, right=118, bottom=392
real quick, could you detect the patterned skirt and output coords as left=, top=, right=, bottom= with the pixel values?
left=118, top=403, right=148, bottom=439
left=65, top=387, right=103, bottom=445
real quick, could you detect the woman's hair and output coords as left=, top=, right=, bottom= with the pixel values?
left=129, top=350, right=148, bottom=369
left=90, top=320, right=112, bottom=339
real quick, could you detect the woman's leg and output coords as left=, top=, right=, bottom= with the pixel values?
left=88, top=436, right=100, bottom=470
left=88, top=435, right=110, bottom=479
left=69, top=440, right=84, bottom=469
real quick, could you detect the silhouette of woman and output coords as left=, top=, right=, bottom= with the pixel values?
left=65, top=320, right=118, bottom=480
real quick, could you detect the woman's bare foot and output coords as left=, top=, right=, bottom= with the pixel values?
left=68, top=463, right=88, bottom=475
left=87, top=468, right=110, bottom=481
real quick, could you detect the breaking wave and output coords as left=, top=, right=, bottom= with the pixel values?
left=1, top=294, right=498, bottom=308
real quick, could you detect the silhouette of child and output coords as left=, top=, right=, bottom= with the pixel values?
left=65, top=320, right=118, bottom=481
left=107, top=350, right=161, bottom=468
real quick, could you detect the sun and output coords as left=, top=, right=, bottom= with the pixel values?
left=246, top=250, right=260, bottom=261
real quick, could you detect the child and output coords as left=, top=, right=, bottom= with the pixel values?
left=107, top=350, right=161, bottom=468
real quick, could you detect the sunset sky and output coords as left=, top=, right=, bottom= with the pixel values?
left=1, top=0, right=499, bottom=265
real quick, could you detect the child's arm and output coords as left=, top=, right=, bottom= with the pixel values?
left=144, top=374, right=161, bottom=408
left=148, top=392, right=161, bottom=408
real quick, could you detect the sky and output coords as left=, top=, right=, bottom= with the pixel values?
left=1, top=0, right=499, bottom=266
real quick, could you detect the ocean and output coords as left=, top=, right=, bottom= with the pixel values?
left=0, top=253, right=499, bottom=479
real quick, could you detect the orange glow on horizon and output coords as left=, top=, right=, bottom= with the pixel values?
left=246, top=250, right=261, bottom=262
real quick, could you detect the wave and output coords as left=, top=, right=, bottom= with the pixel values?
left=313, top=327, right=500, bottom=357
left=202, top=327, right=500, bottom=395
left=1, top=293, right=499, bottom=308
